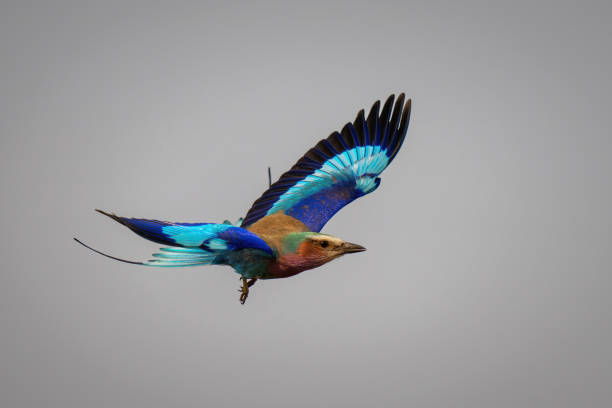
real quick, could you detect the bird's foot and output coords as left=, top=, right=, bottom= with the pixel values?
left=239, top=277, right=249, bottom=304
left=238, top=277, right=258, bottom=304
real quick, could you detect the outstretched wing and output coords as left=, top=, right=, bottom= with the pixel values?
left=241, top=94, right=411, bottom=232
left=74, top=210, right=273, bottom=267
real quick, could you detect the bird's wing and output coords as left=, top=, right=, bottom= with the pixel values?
left=74, top=210, right=274, bottom=267
left=241, top=94, right=411, bottom=232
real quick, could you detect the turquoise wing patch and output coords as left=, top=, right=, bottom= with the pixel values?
left=145, top=247, right=218, bottom=267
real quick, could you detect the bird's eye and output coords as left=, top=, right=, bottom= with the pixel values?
left=320, top=240, right=329, bottom=248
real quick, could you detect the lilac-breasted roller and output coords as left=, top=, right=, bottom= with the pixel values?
left=75, top=94, right=412, bottom=303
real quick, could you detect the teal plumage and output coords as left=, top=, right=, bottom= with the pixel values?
left=75, top=94, right=412, bottom=303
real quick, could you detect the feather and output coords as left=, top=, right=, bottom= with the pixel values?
left=74, top=238, right=218, bottom=267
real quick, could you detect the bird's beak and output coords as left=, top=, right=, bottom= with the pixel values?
left=341, top=242, right=366, bottom=253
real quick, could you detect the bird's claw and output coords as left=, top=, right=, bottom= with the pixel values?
left=238, top=277, right=258, bottom=304
left=239, top=277, right=249, bottom=305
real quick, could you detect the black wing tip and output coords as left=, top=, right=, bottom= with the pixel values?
left=95, top=208, right=120, bottom=220
left=388, top=95, right=412, bottom=160
left=399, top=96, right=412, bottom=129
left=369, top=99, right=381, bottom=114
left=385, top=93, right=410, bottom=106
left=95, top=208, right=133, bottom=227
left=404, top=98, right=412, bottom=121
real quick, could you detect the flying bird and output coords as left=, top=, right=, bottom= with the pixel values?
left=75, top=94, right=412, bottom=304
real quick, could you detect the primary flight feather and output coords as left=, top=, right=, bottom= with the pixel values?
left=75, top=94, right=412, bottom=303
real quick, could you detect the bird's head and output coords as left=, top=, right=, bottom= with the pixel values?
left=281, top=232, right=366, bottom=267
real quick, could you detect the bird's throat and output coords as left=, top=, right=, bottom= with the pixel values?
left=268, top=252, right=328, bottom=278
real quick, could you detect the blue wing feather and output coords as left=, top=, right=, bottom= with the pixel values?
left=94, top=209, right=273, bottom=255
left=242, top=94, right=411, bottom=232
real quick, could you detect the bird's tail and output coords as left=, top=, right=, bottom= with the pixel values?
left=74, top=209, right=273, bottom=267
left=74, top=238, right=218, bottom=267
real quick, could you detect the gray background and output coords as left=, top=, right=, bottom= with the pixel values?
left=1, top=1, right=611, bottom=407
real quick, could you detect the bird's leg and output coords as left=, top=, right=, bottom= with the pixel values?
left=238, top=277, right=258, bottom=304
left=239, top=277, right=249, bottom=304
